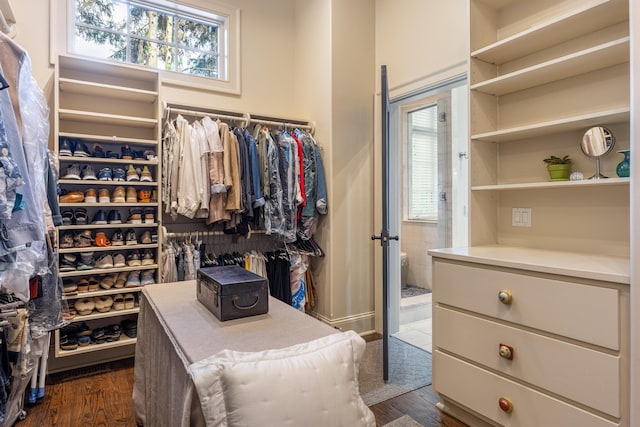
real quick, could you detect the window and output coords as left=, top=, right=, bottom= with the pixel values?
left=406, top=104, right=438, bottom=221
left=70, top=0, right=230, bottom=80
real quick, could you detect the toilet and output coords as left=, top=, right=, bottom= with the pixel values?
left=400, top=252, right=409, bottom=289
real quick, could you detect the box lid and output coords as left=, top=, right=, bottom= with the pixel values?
left=198, top=266, right=266, bottom=295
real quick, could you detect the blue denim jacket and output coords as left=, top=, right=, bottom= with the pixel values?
left=243, top=129, right=265, bottom=208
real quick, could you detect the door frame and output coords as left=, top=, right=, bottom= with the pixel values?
left=373, top=70, right=467, bottom=335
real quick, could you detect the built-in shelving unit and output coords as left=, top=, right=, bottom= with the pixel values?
left=52, top=54, right=161, bottom=370
left=432, top=1, right=631, bottom=425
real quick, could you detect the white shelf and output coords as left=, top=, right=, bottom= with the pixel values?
left=63, top=287, right=143, bottom=301
left=471, top=37, right=630, bottom=96
left=59, top=244, right=158, bottom=254
left=58, top=179, right=158, bottom=187
left=471, top=177, right=630, bottom=191
left=59, top=78, right=158, bottom=103
left=59, top=202, right=158, bottom=207
left=471, top=107, right=630, bottom=142
left=60, top=54, right=157, bottom=84
left=58, top=223, right=158, bottom=230
left=60, top=264, right=158, bottom=278
left=72, top=306, right=140, bottom=321
left=58, top=132, right=157, bottom=147
left=68, top=307, right=140, bottom=322
left=59, top=109, right=158, bottom=128
left=58, top=157, right=158, bottom=166
left=471, top=0, right=628, bottom=64
left=55, top=336, right=137, bottom=358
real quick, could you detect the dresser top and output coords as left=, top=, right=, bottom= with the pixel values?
left=428, top=245, right=629, bottom=284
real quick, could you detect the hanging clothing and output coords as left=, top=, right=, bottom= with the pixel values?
left=0, top=33, right=49, bottom=299
left=164, top=120, right=180, bottom=218
left=203, top=117, right=229, bottom=225
left=221, top=122, right=242, bottom=212
left=290, top=254, right=308, bottom=311
left=161, top=243, right=178, bottom=284
left=193, top=120, right=210, bottom=219
left=244, top=129, right=264, bottom=209
left=233, top=128, right=253, bottom=218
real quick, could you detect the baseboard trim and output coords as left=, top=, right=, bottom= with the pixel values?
left=308, top=310, right=376, bottom=334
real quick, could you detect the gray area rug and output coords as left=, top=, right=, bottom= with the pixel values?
left=383, top=415, right=425, bottom=427
left=358, top=337, right=432, bottom=406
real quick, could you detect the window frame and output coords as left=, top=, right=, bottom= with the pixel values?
left=61, top=0, right=241, bottom=94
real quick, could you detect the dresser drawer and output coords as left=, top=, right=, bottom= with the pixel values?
left=434, top=351, right=618, bottom=427
left=433, top=260, right=619, bottom=349
left=435, top=306, right=620, bottom=417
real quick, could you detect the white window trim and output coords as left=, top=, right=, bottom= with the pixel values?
left=53, top=0, right=241, bottom=95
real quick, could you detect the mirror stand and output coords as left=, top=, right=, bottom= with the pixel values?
left=590, top=158, right=607, bottom=179
left=581, top=126, right=615, bottom=179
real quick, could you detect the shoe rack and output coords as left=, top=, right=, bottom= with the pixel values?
left=51, top=54, right=161, bottom=370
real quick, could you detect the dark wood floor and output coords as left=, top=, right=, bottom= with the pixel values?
left=16, top=346, right=467, bottom=427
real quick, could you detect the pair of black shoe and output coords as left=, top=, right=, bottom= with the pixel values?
left=121, top=319, right=137, bottom=338
left=91, top=209, right=122, bottom=224
left=61, top=208, right=88, bottom=225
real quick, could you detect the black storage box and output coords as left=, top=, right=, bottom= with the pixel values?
left=196, top=265, right=269, bottom=321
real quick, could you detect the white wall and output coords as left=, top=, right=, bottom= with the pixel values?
left=15, top=0, right=304, bottom=117
left=293, top=0, right=376, bottom=332
left=374, top=0, right=468, bottom=332
left=12, top=0, right=377, bottom=333
left=375, top=0, right=468, bottom=96
left=328, top=0, right=376, bottom=330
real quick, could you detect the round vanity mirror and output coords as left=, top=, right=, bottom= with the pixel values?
left=581, top=126, right=615, bottom=179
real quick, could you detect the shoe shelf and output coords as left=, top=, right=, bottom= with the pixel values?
left=58, top=180, right=159, bottom=187
left=59, top=244, right=159, bottom=254
left=59, top=264, right=159, bottom=278
left=59, top=109, right=158, bottom=129
left=66, top=307, right=140, bottom=323
left=470, top=0, right=628, bottom=64
left=59, top=202, right=159, bottom=208
left=58, top=132, right=157, bottom=147
left=54, top=334, right=136, bottom=358
left=470, top=37, right=629, bottom=96
left=55, top=53, right=160, bottom=369
left=471, top=177, right=630, bottom=191
left=62, top=287, right=144, bottom=301
left=59, top=78, right=158, bottom=103
left=57, top=157, right=159, bottom=166
left=59, top=223, right=158, bottom=230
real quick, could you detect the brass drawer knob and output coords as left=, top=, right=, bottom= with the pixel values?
left=498, top=397, right=513, bottom=413
left=499, top=343, right=514, bottom=360
left=498, top=290, right=512, bottom=305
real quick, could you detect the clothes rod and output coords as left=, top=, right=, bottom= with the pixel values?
left=164, top=104, right=250, bottom=126
left=249, top=118, right=315, bottom=135
left=165, top=229, right=267, bottom=238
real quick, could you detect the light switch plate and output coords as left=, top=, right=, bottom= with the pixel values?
left=512, top=208, right=532, bottom=227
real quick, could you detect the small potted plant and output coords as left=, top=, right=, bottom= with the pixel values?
left=543, top=155, right=572, bottom=181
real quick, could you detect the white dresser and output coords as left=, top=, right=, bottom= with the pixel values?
left=430, top=246, right=629, bottom=427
